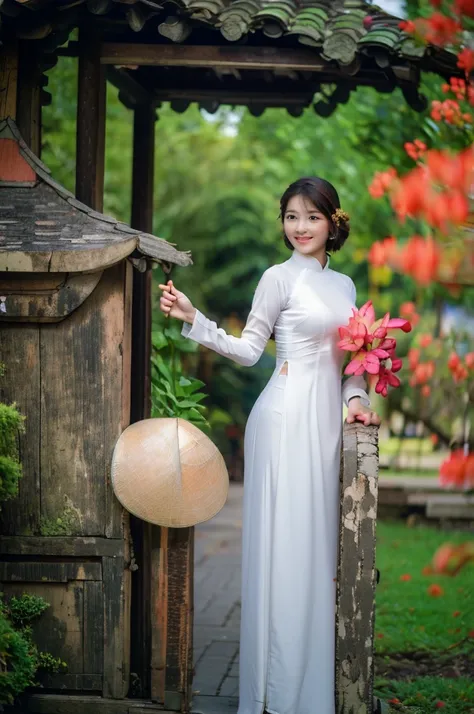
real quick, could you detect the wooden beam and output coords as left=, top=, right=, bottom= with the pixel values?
left=0, top=40, right=19, bottom=121
left=155, top=89, right=313, bottom=107
left=100, top=43, right=331, bottom=72
left=16, top=41, right=42, bottom=156
left=76, top=31, right=106, bottom=211
left=107, top=66, right=157, bottom=110
left=129, top=102, right=155, bottom=700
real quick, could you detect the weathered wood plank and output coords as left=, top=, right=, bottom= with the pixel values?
left=165, top=527, right=194, bottom=713
left=84, top=580, right=104, bottom=675
left=3, top=582, right=85, bottom=675
left=0, top=272, right=102, bottom=322
left=0, top=240, right=138, bottom=274
left=16, top=40, right=41, bottom=156
left=0, top=561, right=101, bottom=582
left=335, top=422, right=379, bottom=714
left=39, top=265, right=127, bottom=537
left=0, top=324, right=41, bottom=535
left=130, top=518, right=152, bottom=698
left=0, top=535, right=124, bottom=557
left=150, top=525, right=167, bottom=704
left=105, top=261, right=131, bottom=539
left=103, top=555, right=128, bottom=698
left=76, top=30, right=106, bottom=211
left=35, top=674, right=102, bottom=691
left=100, top=44, right=330, bottom=72
left=0, top=40, right=18, bottom=121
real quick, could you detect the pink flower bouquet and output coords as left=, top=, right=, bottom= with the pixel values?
left=338, top=301, right=412, bottom=397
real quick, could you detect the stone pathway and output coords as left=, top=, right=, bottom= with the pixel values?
left=191, top=483, right=243, bottom=714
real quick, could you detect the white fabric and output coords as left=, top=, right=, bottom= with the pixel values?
left=182, top=251, right=370, bottom=714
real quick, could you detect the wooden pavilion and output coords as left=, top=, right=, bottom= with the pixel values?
left=0, top=2, right=458, bottom=714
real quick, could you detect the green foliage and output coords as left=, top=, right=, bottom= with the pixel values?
left=0, top=401, right=25, bottom=505
left=7, top=595, right=49, bottom=629
left=151, top=324, right=210, bottom=429
left=0, top=593, right=67, bottom=705
left=0, top=606, right=36, bottom=705
left=0, top=456, right=22, bottom=504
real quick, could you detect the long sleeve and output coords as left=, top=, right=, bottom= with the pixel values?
left=181, top=268, right=286, bottom=367
left=341, top=279, right=371, bottom=408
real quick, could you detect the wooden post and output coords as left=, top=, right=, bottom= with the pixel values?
left=336, top=423, right=381, bottom=714
left=17, top=41, right=42, bottom=156
left=76, top=30, right=106, bottom=211
left=0, top=40, right=18, bottom=121
left=129, top=102, right=155, bottom=700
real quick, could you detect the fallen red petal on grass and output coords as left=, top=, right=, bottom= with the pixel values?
left=428, top=583, right=445, bottom=597
left=453, top=610, right=461, bottom=617
left=376, top=633, right=385, bottom=639
left=400, top=573, right=412, bottom=581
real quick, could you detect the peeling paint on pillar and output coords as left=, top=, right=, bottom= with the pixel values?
left=335, top=423, right=379, bottom=714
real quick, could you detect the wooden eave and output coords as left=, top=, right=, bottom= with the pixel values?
left=0, top=118, right=192, bottom=272
left=1, top=1, right=460, bottom=116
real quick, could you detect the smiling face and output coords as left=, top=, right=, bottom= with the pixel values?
left=283, top=194, right=331, bottom=260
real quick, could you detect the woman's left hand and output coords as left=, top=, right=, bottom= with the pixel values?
left=346, top=398, right=381, bottom=427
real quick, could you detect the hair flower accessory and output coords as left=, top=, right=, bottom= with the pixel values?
left=332, top=208, right=350, bottom=226
left=338, top=300, right=412, bottom=397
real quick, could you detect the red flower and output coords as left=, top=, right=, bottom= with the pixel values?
left=400, top=573, right=412, bottom=581
left=435, top=702, right=446, bottom=709
left=425, top=13, right=461, bottom=46
left=465, top=352, right=474, bottom=368
left=419, top=333, right=433, bottom=348
left=458, top=48, right=474, bottom=75
left=448, top=351, right=461, bottom=370
left=405, top=139, right=427, bottom=161
left=363, top=15, right=373, bottom=30
left=408, top=347, right=420, bottom=370
left=368, top=235, right=398, bottom=267
left=369, top=168, right=397, bottom=199
left=439, top=450, right=474, bottom=489
left=399, top=236, right=441, bottom=285
left=453, top=610, right=461, bottom=617
left=427, top=583, right=444, bottom=597
left=399, top=20, right=416, bottom=33
left=375, top=363, right=401, bottom=397
left=421, top=384, right=431, bottom=397
left=455, top=0, right=474, bottom=18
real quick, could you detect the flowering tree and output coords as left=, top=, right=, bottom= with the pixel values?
left=368, top=0, right=474, bottom=287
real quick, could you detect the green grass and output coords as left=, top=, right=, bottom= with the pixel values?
left=376, top=521, right=474, bottom=653
left=375, top=521, right=474, bottom=713
left=376, top=676, right=474, bottom=713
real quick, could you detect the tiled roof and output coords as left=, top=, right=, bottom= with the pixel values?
left=0, top=119, right=192, bottom=271
left=1, top=0, right=455, bottom=76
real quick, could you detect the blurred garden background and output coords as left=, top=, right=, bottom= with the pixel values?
left=32, top=0, right=474, bottom=711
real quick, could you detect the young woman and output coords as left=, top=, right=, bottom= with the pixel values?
left=159, top=176, right=381, bottom=714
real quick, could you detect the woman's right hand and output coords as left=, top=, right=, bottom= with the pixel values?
left=158, top=280, right=196, bottom=324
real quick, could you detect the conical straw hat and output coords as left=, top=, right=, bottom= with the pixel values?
left=111, top=418, right=229, bottom=528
